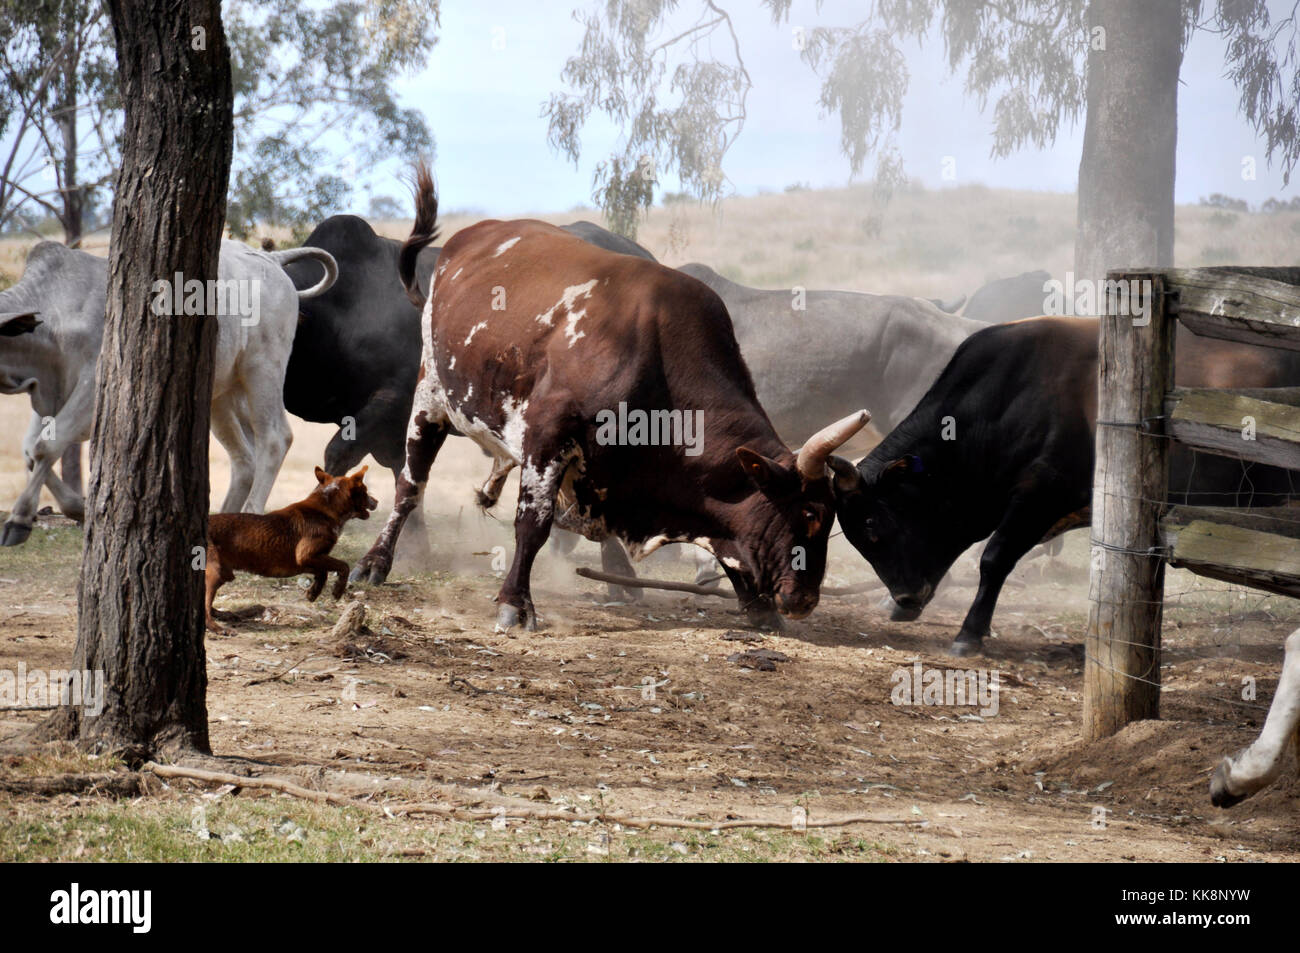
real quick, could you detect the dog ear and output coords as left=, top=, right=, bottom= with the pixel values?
left=350, top=465, right=368, bottom=481
left=314, top=466, right=329, bottom=483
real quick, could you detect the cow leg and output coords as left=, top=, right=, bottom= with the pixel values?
left=599, top=537, right=643, bottom=603
left=950, top=494, right=1071, bottom=657
left=476, top=454, right=516, bottom=508
left=60, top=444, right=82, bottom=499
left=352, top=374, right=449, bottom=585
left=211, top=393, right=256, bottom=513
left=1211, top=627, right=1300, bottom=807
left=2, top=374, right=93, bottom=545
left=240, top=380, right=294, bottom=514
left=694, top=549, right=723, bottom=587
left=495, top=450, right=571, bottom=632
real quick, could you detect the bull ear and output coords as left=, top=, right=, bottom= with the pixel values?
left=880, top=455, right=923, bottom=483
left=0, top=312, right=40, bottom=337
left=314, top=466, right=330, bottom=483
left=736, top=447, right=788, bottom=490
left=827, top=455, right=862, bottom=495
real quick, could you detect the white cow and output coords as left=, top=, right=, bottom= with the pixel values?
left=1210, top=627, right=1300, bottom=806
left=0, top=239, right=337, bottom=545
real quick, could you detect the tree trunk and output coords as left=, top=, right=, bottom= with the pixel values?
left=1075, top=0, right=1183, bottom=283
left=39, top=0, right=233, bottom=760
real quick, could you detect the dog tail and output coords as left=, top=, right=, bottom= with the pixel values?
left=399, top=159, right=440, bottom=310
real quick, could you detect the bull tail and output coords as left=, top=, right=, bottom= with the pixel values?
left=400, top=158, right=440, bottom=310
left=268, top=247, right=339, bottom=299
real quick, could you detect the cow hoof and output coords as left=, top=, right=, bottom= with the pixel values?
left=494, top=602, right=537, bottom=633
left=0, top=521, right=31, bottom=547
left=947, top=634, right=983, bottom=658
left=349, top=557, right=390, bottom=585
left=1209, top=759, right=1248, bottom=808
left=889, top=600, right=923, bottom=622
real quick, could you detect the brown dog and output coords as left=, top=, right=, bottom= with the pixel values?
left=205, top=466, right=379, bottom=631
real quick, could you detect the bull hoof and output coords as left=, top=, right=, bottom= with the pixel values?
left=495, top=602, right=537, bottom=633
left=947, top=634, right=983, bottom=658
left=1209, top=759, right=1248, bottom=808
left=889, top=600, right=923, bottom=622
left=349, top=556, right=390, bottom=585
left=0, top=520, right=31, bottom=547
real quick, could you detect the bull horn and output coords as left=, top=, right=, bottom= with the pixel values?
left=796, top=409, right=871, bottom=480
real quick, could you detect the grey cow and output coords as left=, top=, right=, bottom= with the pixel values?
left=677, top=264, right=986, bottom=443
left=0, top=239, right=337, bottom=545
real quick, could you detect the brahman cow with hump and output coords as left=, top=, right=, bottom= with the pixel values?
left=832, top=316, right=1300, bottom=657
left=351, top=163, right=869, bottom=630
left=0, top=239, right=337, bottom=545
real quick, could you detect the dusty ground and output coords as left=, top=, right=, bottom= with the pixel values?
left=1, top=503, right=1296, bottom=861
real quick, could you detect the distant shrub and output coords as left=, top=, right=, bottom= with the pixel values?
left=793, top=236, right=815, bottom=251
left=1206, top=210, right=1238, bottom=228
left=1262, top=196, right=1300, bottom=214
left=661, top=191, right=691, bottom=205
left=1199, top=193, right=1250, bottom=212
left=783, top=182, right=810, bottom=193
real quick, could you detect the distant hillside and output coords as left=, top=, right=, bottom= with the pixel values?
left=4, top=183, right=1299, bottom=304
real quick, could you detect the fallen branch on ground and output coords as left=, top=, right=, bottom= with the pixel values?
left=576, top=567, right=883, bottom=598
left=142, top=762, right=926, bottom=832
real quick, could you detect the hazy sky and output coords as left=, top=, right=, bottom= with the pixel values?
left=362, top=0, right=1300, bottom=217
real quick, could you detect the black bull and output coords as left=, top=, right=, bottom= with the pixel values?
left=832, top=316, right=1300, bottom=657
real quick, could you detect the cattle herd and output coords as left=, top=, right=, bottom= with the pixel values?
left=0, top=160, right=1297, bottom=808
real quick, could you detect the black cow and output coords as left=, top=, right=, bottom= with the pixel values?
left=832, top=316, right=1300, bottom=656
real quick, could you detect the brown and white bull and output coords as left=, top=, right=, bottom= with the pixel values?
left=351, top=164, right=869, bottom=630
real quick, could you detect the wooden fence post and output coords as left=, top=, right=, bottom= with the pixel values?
left=1085, top=272, right=1175, bottom=741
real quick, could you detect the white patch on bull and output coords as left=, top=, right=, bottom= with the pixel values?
left=533, top=279, right=598, bottom=348
left=518, top=455, right=569, bottom=520
left=691, top=537, right=716, bottom=555
left=721, top=556, right=742, bottom=570
left=500, top=396, right=529, bottom=460
left=464, top=321, right=487, bottom=346
left=448, top=355, right=455, bottom=370
left=452, top=267, right=463, bottom=282
left=493, top=237, right=521, bottom=257
left=626, top=532, right=694, bottom=561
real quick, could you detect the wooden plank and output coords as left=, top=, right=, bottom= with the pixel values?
left=1160, top=518, right=1300, bottom=600
left=1162, top=268, right=1300, bottom=351
left=1086, top=272, right=1172, bottom=740
left=1164, top=387, right=1300, bottom=470
left=1164, top=505, right=1300, bottom=541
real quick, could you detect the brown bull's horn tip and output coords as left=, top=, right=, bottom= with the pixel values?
left=796, top=409, right=872, bottom=480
